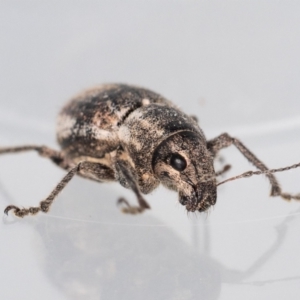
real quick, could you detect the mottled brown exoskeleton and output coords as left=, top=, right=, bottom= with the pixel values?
left=1, top=84, right=300, bottom=217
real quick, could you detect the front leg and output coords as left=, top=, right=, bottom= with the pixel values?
left=115, top=160, right=150, bottom=214
left=4, top=161, right=116, bottom=218
left=207, top=133, right=281, bottom=196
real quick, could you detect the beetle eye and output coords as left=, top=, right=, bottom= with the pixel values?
left=170, top=153, right=187, bottom=171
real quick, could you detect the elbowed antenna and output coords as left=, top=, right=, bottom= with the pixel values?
left=217, top=161, right=300, bottom=200
left=217, top=161, right=300, bottom=186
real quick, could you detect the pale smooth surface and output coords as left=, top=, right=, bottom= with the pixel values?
left=1, top=2, right=300, bottom=300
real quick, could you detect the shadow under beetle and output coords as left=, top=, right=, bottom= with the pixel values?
left=1, top=84, right=300, bottom=217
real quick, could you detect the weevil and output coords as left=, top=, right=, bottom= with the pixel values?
left=1, top=84, right=300, bottom=217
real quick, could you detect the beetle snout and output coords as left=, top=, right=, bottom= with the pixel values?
left=179, top=191, right=198, bottom=211
left=197, top=182, right=217, bottom=212
left=179, top=196, right=188, bottom=206
left=179, top=181, right=217, bottom=213
left=196, top=182, right=217, bottom=212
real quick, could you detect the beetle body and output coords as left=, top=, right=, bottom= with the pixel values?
left=2, top=84, right=299, bottom=218
left=57, top=84, right=216, bottom=212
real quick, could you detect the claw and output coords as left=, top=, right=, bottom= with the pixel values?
left=117, top=197, right=130, bottom=208
left=4, top=205, right=19, bottom=215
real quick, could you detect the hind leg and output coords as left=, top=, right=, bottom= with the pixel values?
left=115, top=160, right=151, bottom=215
left=0, top=145, right=71, bottom=170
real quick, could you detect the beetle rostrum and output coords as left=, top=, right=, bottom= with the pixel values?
left=1, top=84, right=299, bottom=218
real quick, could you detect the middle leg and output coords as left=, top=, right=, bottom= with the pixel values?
left=115, top=160, right=151, bottom=214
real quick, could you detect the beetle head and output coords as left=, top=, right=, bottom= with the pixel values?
left=152, top=131, right=216, bottom=212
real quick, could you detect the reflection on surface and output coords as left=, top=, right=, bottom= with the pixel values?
left=1, top=129, right=299, bottom=299
left=34, top=182, right=221, bottom=300
left=20, top=180, right=295, bottom=300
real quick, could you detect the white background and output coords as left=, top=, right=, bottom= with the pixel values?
left=0, top=1, right=300, bottom=299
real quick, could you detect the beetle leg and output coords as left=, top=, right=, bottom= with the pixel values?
left=207, top=133, right=296, bottom=200
left=4, top=161, right=115, bottom=217
left=0, top=145, right=71, bottom=170
left=4, top=163, right=81, bottom=217
left=215, top=164, right=231, bottom=177
left=117, top=197, right=146, bottom=214
left=115, top=160, right=150, bottom=214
